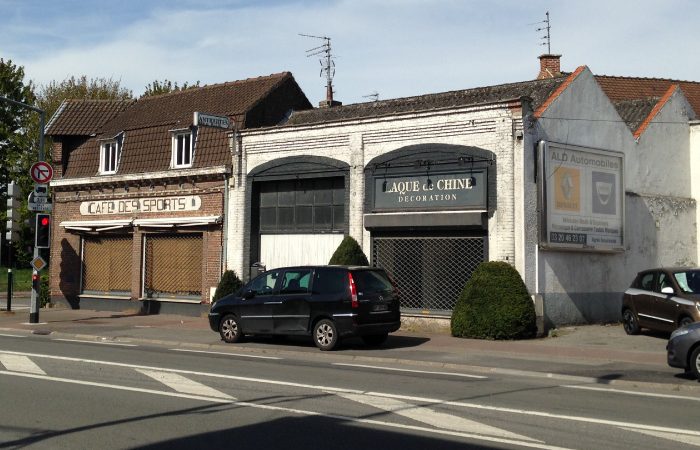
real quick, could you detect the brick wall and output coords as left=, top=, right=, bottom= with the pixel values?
left=50, top=178, right=226, bottom=305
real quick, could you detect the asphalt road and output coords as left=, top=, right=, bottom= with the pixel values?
left=1, top=334, right=699, bottom=450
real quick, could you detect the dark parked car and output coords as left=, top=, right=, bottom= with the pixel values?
left=667, top=321, right=700, bottom=380
left=622, top=267, right=700, bottom=335
left=208, top=265, right=401, bottom=350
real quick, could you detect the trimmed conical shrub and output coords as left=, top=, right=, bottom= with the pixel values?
left=329, top=236, right=369, bottom=266
left=213, top=270, right=243, bottom=301
left=451, top=261, right=536, bottom=340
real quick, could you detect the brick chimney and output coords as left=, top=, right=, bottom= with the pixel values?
left=318, top=84, right=342, bottom=108
left=537, top=54, right=562, bottom=79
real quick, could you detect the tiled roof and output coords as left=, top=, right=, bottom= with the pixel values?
left=611, top=97, right=659, bottom=132
left=100, top=72, right=292, bottom=136
left=285, top=76, right=567, bottom=126
left=596, top=75, right=700, bottom=119
left=45, top=99, right=134, bottom=136
left=55, top=72, right=309, bottom=178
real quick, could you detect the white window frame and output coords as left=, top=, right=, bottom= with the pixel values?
left=100, top=140, right=119, bottom=174
left=171, top=131, right=194, bottom=168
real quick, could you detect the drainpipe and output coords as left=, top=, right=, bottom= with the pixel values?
left=222, top=173, right=229, bottom=274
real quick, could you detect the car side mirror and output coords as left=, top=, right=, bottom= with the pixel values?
left=243, top=289, right=255, bottom=299
left=661, top=286, right=674, bottom=295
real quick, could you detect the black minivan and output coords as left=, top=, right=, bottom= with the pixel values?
left=208, top=266, right=401, bottom=350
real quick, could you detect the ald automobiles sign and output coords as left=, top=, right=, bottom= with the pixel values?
left=374, top=170, right=487, bottom=210
left=80, top=195, right=202, bottom=215
left=541, top=143, right=624, bottom=251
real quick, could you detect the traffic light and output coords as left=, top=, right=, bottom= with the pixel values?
left=5, top=181, right=21, bottom=243
left=35, top=213, right=51, bottom=248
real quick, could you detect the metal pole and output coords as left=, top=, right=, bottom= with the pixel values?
left=6, top=244, right=12, bottom=312
left=29, top=111, right=46, bottom=324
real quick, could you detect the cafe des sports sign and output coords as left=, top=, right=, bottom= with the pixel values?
left=80, top=195, right=202, bottom=215
left=373, top=170, right=487, bottom=211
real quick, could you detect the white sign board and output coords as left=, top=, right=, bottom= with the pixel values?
left=80, top=195, right=202, bottom=216
left=193, top=112, right=230, bottom=129
left=540, top=143, right=624, bottom=251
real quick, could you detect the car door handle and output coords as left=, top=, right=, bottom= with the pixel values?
left=264, top=301, right=283, bottom=305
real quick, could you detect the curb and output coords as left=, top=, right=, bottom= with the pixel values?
left=2, top=326, right=698, bottom=394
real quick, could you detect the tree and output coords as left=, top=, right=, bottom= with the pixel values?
left=329, top=236, right=369, bottom=266
left=0, top=58, right=36, bottom=266
left=141, top=79, right=200, bottom=98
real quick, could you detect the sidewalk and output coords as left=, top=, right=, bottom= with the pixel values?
left=0, top=305, right=693, bottom=391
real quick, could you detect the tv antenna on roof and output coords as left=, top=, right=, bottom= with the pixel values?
left=532, top=11, right=551, bottom=53
left=300, top=33, right=338, bottom=105
left=363, top=91, right=379, bottom=102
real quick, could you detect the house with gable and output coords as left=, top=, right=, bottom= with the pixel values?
left=46, top=73, right=311, bottom=313
left=231, top=55, right=700, bottom=328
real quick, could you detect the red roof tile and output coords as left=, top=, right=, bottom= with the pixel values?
left=46, top=99, right=134, bottom=136
left=595, top=75, right=700, bottom=118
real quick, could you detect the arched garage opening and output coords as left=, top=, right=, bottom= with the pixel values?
left=365, top=144, right=496, bottom=315
left=248, top=156, right=350, bottom=271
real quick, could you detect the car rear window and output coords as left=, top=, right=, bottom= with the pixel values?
left=312, top=268, right=348, bottom=295
left=352, top=269, right=393, bottom=293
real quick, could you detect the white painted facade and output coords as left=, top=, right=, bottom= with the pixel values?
left=225, top=67, right=699, bottom=327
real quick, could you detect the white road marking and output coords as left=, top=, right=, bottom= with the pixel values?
left=2, top=349, right=699, bottom=440
left=0, top=369, right=572, bottom=450
left=53, top=338, right=138, bottom=347
left=0, top=333, right=24, bottom=338
left=0, top=354, right=46, bottom=375
left=136, top=368, right=235, bottom=399
left=169, top=348, right=282, bottom=360
left=333, top=362, right=487, bottom=379
left=336, top=391, right=537, bottom=442
left=620, top=427, right=700, bottom=447
left=563, top=384, right=700, bottom=402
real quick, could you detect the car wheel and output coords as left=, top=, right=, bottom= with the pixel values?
left=679, top=316, right=694, bottom=328
left=690, top=346, right=700, bottom=380
left=622, top=309, right=640, bottom=335
left=313, top=319, right=339, bottom=351
left=219, top=314, right=243, bottom=343
left=362, top=333, right=388, bottom=347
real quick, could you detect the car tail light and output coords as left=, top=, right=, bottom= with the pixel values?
left=348, top=272, right=359, bottom=309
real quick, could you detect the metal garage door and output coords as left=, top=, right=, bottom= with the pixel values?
left=82, top=236, right=132, bottom=295
left=372, top=236, right=487, bottom=313
left=143, top=234, right=202, bottom=299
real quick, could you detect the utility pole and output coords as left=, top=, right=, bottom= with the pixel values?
left=0, top=95, right=46, bottom=324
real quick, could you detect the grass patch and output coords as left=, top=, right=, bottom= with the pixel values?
left=0, top=267, right=34, bottom=291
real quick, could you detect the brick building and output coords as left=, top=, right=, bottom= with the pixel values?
left=46, top=73, right=311, bottom=313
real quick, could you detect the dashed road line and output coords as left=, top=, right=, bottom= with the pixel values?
left=336, top=391, right=537, bottom=442
left=333, top=362, right=487, bottom=379
left=0, top=333, right=24, bottom=338
left=136, top=368, right=236, bottom=399
left=169, top=348, right=282, bottom=360
left=562, top=384, right=700, bottom=401
left=0, top=354, right=46, bottom=375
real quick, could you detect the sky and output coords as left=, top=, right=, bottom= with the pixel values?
left=1, top=0, right=698, bottom=106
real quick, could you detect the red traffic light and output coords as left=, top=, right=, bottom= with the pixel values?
left=40, top=216, right=50, bottom=226
left=32, top=274, right=39, bottom=282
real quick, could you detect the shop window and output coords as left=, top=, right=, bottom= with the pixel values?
left=82, top=236, right=132, bottom=295
left=172, top=131, right=194, bottom=168
left=100, top=141, right=119, bottom=174
left=256, top=177, right=346, bottom=233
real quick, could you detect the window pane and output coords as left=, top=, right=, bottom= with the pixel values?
left=278, top=207, right=294, bottom=228
left=184, top=135, right=191, bottom=164
left=281, top=270, right=312, bottom=294
left=297, top=186, right=314, bottom=205
left=278, top=181, right=295, bottom=205
left=314, top=206, right=332, bottom=229
left=333, top=185, right=345, bottom=204
left=333, top=205, right=345, bottom=229
left=296, top=206, right=312, bottom=229
left=312, top=268, right=347, bottom=295
left=259, top=183, right=278, bottom=207
left=260, top=207, right=276, bottom=231
left=176, top=136, right=183, bottom=165
left=315, top=179, right=333, bottom=204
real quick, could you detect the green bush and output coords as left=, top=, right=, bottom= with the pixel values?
left=213, top=270, right=243, bottom=301
left=451, top=261, right=536, bottom=340
left=329, top=236, right=369, bottom=266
